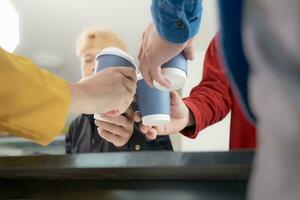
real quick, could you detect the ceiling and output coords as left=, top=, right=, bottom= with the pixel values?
left=10, top=0, right=218, bottom=82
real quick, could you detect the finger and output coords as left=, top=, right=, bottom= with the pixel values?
left=98, top=129, right=123, bottom=145
left=95, top=119, right=102, bottom=127
left=104, top=110, right=120, bottom=116
left=100, top=113, right=132, bottom=128
left=153, top=125, right=165, bottom=135
left=97, top=120, right=127, bottom=136
left=124, top=106, right=134, bottom=119
left=118, top=67, right=137, bottom=82
left=138, top=32, right=145, bottom=60
left=133, top=111, right=142, bottom=122
left=151, top=67, right=171, bottom=89
left=97, top=128, right=114, bottom=142
left=139, top=123, right=151, bottom=134
left=139, top=47, right=153, bottom=87
left=145, top=128, right=158, bottom=140
left=183, top=43, right=195, bottom=61
left=138, top=35, right=146, bottom=67
left=170, top=91, right=183, bottom=106
left=138, top=47, right=143, bottom=61
left=163, top=123, right=181, bottom=134
left=98, top=120, right=132, bottom=139
left=122, top=77, right=137, bottom=95
left=140, top=65, right=153, bottom=87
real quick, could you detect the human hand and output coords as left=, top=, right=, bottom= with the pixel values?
left=94, top=107, right=135, bottom=147
left=69, top=67, right=137, bottom=115
left=138, top=23, right=194, bottom=89
left=135, top=91, right=195, bottom=139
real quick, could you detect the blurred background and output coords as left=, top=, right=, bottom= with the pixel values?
left=0, top=0, right=230, bottom=155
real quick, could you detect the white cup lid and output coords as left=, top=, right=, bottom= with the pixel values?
left=95, top=47, right=137, bottom=68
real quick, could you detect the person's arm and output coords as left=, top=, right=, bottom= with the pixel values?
left=138, top=0, right=202, bottom=88
left=137, top=36, right=232, bottom=140
left=181, top=35, right=232, bottom=138
left=0, top=48, right=136, bottom=145
left=151, top=0, right=202, bottom=44
left=0, top=48, right=71, bottom=145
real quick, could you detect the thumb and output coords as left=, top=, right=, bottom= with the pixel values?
left=133, top=111, right=142, bottom=122
left=183, top=41, right=194, bottom=61
left=170, top=91, right=182, bottom=106
left=124, top=105, right=134, bottom=119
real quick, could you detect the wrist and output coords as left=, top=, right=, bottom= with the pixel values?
left=68, top=82, right=89, bottom=114
left=186, top=108, right=195, bottom=127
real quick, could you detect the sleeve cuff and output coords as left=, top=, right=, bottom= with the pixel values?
left=180, top=99, right=202, bottom=139
left=151, top=0, right=202, bottom=44
left=151, top=0, right=189, bottom=44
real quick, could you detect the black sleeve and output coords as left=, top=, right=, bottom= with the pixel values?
left=65, top=120, right=76, bottom=154
left=154, top=135, right=174, bottom=151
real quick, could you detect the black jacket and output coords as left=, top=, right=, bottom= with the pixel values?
left=65, top=114, right=173, bottom=153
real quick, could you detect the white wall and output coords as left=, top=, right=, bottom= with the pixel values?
left=11, top=0, right=153, bottom=82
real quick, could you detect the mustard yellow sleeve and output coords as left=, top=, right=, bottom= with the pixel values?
left=0, top=48, right=71, bottom=145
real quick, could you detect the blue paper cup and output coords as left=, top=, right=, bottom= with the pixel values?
left=153, top=52, right=188, bottom=91
left=94, top=47, right=136, bottom=72
left=94, top=47, right=137, bottom=120
left=136, top=74, right=170, bottom=126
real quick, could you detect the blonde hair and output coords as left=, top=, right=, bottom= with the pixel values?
left=76, top=27, right=127, bottom=57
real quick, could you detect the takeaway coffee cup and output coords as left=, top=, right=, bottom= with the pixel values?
left=136, top=74, right=170, bottom=126
left=94, top=47, right=136, bottom=71
left=153, top=52, right=188, bottom=91
left=94, top=47, right=136, bottom=120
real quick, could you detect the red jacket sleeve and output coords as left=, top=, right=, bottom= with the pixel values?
left=181, top=35, right=232, bottom=138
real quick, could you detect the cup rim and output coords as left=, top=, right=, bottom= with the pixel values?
left=95, top=47, right=137, bottom=68
left=142, top=114, right=170, bottom=126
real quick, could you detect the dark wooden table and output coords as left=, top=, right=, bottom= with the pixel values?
left=0, top=151, right=254, bottom=200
